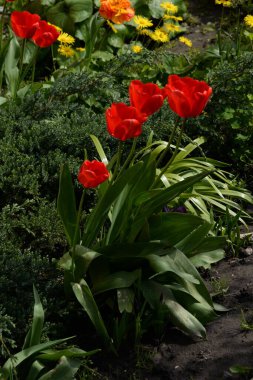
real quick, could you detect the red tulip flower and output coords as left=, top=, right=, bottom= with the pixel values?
left=164, top=75, right=213, bottom=118
left=129, top=80, right=165, bottom=117
left=32, top=20, right=60, bottom=48
left=11, top=11, right=41, bottom=39
left=106, top=102, right=147, bottom=141
left=78, top=160, right=110, bottom=188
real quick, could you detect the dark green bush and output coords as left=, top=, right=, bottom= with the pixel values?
left=186, top=52, right=253, bottom=189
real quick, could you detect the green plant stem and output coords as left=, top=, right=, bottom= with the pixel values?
left=19, top=45, right=39, bottom=84
left=156, top=116, right=180, bottom=168
left=218, top=6, right=224, bottom=58
left=153, top=118, right=186, bottom=188
left=19, top=38, right=26, bottom=74
left=117, top=137, right=137, bottom=177
left=111, top=140, right=123, bottom=182
left=71, top=189, right=86, bottom=280
left=31, top=46, right=39, bottom=83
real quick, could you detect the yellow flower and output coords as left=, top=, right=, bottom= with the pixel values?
left=163, top=15, right=183, bottom=21
left=58, top=45, right=75, bottom=57
left=163, top=23, right=181, bottom=33
left=149, top=28, right=169, bottom=43
left=133, top=15, right=153, bottom=29
left=131, top=45, right=142, bottom=53
left=244, top=15, right=253, bottom=28
left=179, top=36, right=192, bottom=47
left=76, top=47, right=85, bottom=52
left=57, top=32, right=75, bottom=45
left=160, top=2, right=178, bottom=14
left=215, top=0, right=232, bottom=7
left=139, top=28, right=152, bottom=36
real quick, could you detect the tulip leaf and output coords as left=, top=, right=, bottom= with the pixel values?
left=23, top=285, right=44, bottom=349
left=117, top=288, right=135, bottom=313
left=4, top=33, right=20, bottom=97
left=83, top=162, right=144, bottom=247
left=128, top=170, right=212, bottom=242
left=72, top=280, right=114, bottom=351
left=163, top=296, right=206, bottom=338
left=38, top=357, right=81, bottom=380
left=37, top=347, right=99, bottom=361
left=2, top=338, right=74, bottom=377
left=25, top=360, right=45, bottom=380
left=92, top=269, right=141, bottom=294
left=57, top=164, right=79, bottom=246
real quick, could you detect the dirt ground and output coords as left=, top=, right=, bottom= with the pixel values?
left=150, top=253, right=253, bottom=380
left=92, top=245, right=253, bottom=380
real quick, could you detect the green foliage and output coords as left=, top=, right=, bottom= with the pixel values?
left=57, top=130, right=227, bottom=350
left=186, top=52, right=253, bottom=189
left=0, top=286, right=98, bottom=380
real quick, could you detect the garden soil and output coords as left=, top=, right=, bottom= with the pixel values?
left=93, top=244, right=253, bottom=380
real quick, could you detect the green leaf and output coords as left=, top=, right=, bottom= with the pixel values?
left=90, top=134, right=108, bottom=165
left=173, top=137, right=206, bottom=161
left=57, top=164, right=79, bottom=246
left=4, top=33, right=20, bottom=97
left=92, top=269, right=141, bottom=294
left=38, top=357, right=81, bottom=380
left=190, top=250, right=225, bottom=268
left=83, top=162, right=144, bottom=247
left=162, top=291, right=206, bottom=338
left=148, top=0, right=165, bottom=18
left=23, top=285, right=44, bottom=349
left=229, top=365, right=253, bottom=374
left=128, top=171, right=212, bottom=242
left=117, top=288, right=135, bottom=313
left=2, top=338, right=74, bottom=377
left=37, top=347, right=99, bottom=361
left=26, top=360, right=45, bottom=380
left=47, top=2, right=75, bottom=34
left=65, top=0, right=93, bottom=22
left=148, top=213, right=206, bottom=245
left=72, top=280, right=114, bottom=351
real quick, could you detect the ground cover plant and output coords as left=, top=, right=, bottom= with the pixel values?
left=0, top=0, right=253, bottom=378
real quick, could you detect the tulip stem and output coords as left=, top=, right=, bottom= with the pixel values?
left=31, top=46, right=39, bottom=83
left=71, top=189, right=86, bottom=280
left=111, top=141, right=123, bottom=181
left=153, top=118, right=185, bottom=188
left=118, top=137, right=138, bottom=177
left=156, top=116, right=180, bottom=168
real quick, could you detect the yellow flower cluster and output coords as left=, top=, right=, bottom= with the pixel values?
left=215, top=0, right=232, bottom=7
left=244, top=15, right=253, bottom=28
left=160, top=2, right=178, bottom=14
left=57, top=30, right=76, bottom=58
left=133, top=1, right=182, bottom=44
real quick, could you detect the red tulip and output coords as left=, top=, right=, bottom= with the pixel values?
left=129, top=80, right=165, bottom=117
left=164, top=75, right=213, bottom=118
left=78, top=160, right=110, bottom=188
left=106, top=102, right=147, bottom=141
left=11, top=11, right=41, bottom=39
left=32, top=20, right=60, bottom=48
